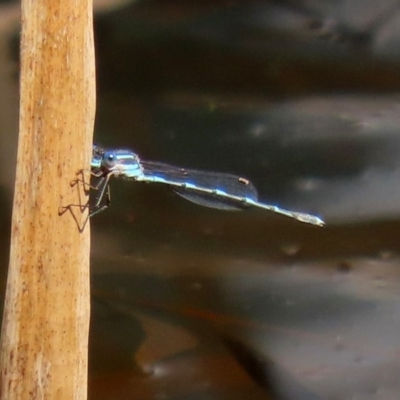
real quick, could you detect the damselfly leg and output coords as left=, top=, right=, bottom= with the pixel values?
left=89, top=174, right=112, bottom=217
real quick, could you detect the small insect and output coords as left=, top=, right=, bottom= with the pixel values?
left=89, top=145, right=324, bottom=226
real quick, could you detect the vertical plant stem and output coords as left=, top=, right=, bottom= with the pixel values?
left=0, top=0, right=95, bottom=397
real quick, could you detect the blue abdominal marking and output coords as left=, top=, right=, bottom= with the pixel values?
left=90, top=145, right=324, bottom=226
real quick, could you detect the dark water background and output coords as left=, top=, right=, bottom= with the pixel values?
left=2, top=0, right=400, bottom=399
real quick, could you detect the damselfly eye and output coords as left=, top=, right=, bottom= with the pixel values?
left=103, top=151, right=117, bottom=167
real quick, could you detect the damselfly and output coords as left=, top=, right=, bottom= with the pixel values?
left=90, top=145, right=324, bottom=226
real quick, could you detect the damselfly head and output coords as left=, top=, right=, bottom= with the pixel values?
left=97, top=149, right=144, bottom=178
